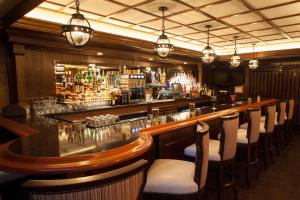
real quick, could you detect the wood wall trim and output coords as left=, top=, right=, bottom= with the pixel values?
left=0, top=0, right=45, bottom=29
left=219, top=48, right=300, bottom=61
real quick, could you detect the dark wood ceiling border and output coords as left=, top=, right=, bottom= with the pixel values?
left=0, top=0, right=45, bottom=29
left=9, top=17, right=204, bottom=64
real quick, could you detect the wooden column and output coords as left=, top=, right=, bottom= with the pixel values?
left=13, top=44, right=26, bottom=103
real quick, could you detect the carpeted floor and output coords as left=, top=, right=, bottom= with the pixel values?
left=206, top=131, right=300, bottom=200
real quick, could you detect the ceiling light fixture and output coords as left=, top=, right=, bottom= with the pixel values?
left=155, top=6, right=174, bottom=58
left=61, top=0, right=93, bottom=48
left=201, top=25, right=216, bottom=64
left=97, top=52, right=103, bottom=56
left=230, top=36, right=241, bottom=68
left=249, top=43, right=259, bottom=70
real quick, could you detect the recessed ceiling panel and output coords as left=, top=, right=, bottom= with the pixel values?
left=209, top=37, right=226, bottom=43
left=112, top=9, right=157, bottom=24
left=237, top=22, right=272, bottom=32
left=132, top=25, right=156, bottom=33
left=272, top=15, right=300, bottom=26
left=166, top=26, right=198, bottom=35
left=259, top=34, right=285, bottom=41
left=141, top=19, right=180, bottom=30
left=245, top=0, right=295, bottom=9
left=80, top=0, right=125, bottom=16
left=200, top=0, right=249, bottom=18
left=184, top=32, right=207, bottom=40
left=260, top=2, right=300, bottom=19
left=288, top=32, right=300, bottom=38
left=168, top=10, right=210, bottom=24
left=190, top=21, right=226, bottom=31
left=40, top=2, right=62, bottom=10
left=180, top=0, right=223, bottom=7
left=281, top=24, right=300, bottom=32
left=138, top=0, right=190, bottom=15
left=47, top=0, right=73, bottom=5
left=222, top=12, right=262, bottom=25
left=250, top=29, right=280, bottom=36
left=210, top=27, right=240, bottom=36
left=113, top=0, right=146, bottom=6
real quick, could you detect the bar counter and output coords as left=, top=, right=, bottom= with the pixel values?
left=0, top=99, right=276, bottom=176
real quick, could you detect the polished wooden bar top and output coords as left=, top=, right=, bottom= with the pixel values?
left=0, top=99, right=276, bottom=175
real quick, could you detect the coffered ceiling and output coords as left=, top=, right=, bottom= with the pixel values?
left=24, top=0, right=300, bottom=55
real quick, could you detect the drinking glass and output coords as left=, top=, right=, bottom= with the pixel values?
left=189, top=102, right=196, bottom=113
left=230, top=94, right=237, bottom=106
left=211, top=95, right=217, bottom=110
left=152, top=107, right=160, bottom=120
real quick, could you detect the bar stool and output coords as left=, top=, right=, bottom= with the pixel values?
left=143, top=121, right=209, bottom=200
left=286, top=99, right=294, bottom=144
left=275, top=102, right=286, bottom=154
left=184, top=113, right=239, bottom=200
left=241, top=104, right=276, bottom=170
left=236, top=108, right=261, bottom=188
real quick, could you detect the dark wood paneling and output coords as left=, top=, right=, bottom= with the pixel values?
left=247, top=65, right=300, bottom=127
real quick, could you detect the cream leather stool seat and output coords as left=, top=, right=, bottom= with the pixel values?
left=143, top=122, right=209, bottom=199
left=237, top=129, right=248, bottom=144
left=144, top=159, right=198, bottom=194
left=239, top=122, right=267, bottom=133
left=185, top=139, right=220, bottom=161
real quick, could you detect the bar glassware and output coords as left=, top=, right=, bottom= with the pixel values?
left=152, top=107, right=160, bottom=120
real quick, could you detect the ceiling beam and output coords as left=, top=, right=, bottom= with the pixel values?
left=0, top=0, right=45, bottom=29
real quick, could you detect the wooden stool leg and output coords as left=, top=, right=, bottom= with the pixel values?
left=274, top=127, right=280, bottom=156
left=268, top=135, right=274, bottom=164
left=254, top=143, right=259, bottom=180
left=231, top=164, right=238, bottom=200
left=218, top=164, right=225, bottom=200
left=245, top=147, right=251, bottom=188
left=262, top=135, right=268, bottom=170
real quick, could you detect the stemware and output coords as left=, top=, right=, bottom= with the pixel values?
left=230, top=94, right=237, bottom=106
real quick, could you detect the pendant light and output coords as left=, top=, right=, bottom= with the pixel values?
left=201, top=25, right=216, bottom=64
left=249, top=43, right=259, bottom=70
left=62, top=0, right=93, bottom=48
left=230, top=36, right=240, bottom=68
left=155, top=6, right=174, bottom=58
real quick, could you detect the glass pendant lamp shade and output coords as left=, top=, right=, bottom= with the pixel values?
left=155, top=7, right=173, bottom=58
left=230, top=36, right=240, bottom=68
left=201, top=45, right=216, bottom=63
left=230, top=53, right=241, bottom=68
left=249, top=43, right=259, bottom=69
left=201, top=25, right=216, bottom=64
left=249, top=59, right=259, bottom=69
left=62, top=0, right=93, bottom=48
left=155, top=33, right=174, bottom=57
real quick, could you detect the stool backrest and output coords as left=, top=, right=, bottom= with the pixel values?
left=194, top=121, right=209, bottom=190
left=247, top=107, right=261, bottom=144
left=277, top=102, right=286, bottom=125
left=265, top=104, right=276, bottom=133
left=287, top=99, right=294, bottom=120
left=22, top=159, right=148, bottom=200
left=219, top=113, right=239, bottom=161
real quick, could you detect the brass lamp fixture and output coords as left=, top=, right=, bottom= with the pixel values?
left=155, top=6, right=174, bottom=58
left=62, top=0, right=93, bottom=48
left=201, top=25, right=216, bottom=64
left=249, top=43, right=259, bottom=70
left=229, top=36, right=241, bottom=68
